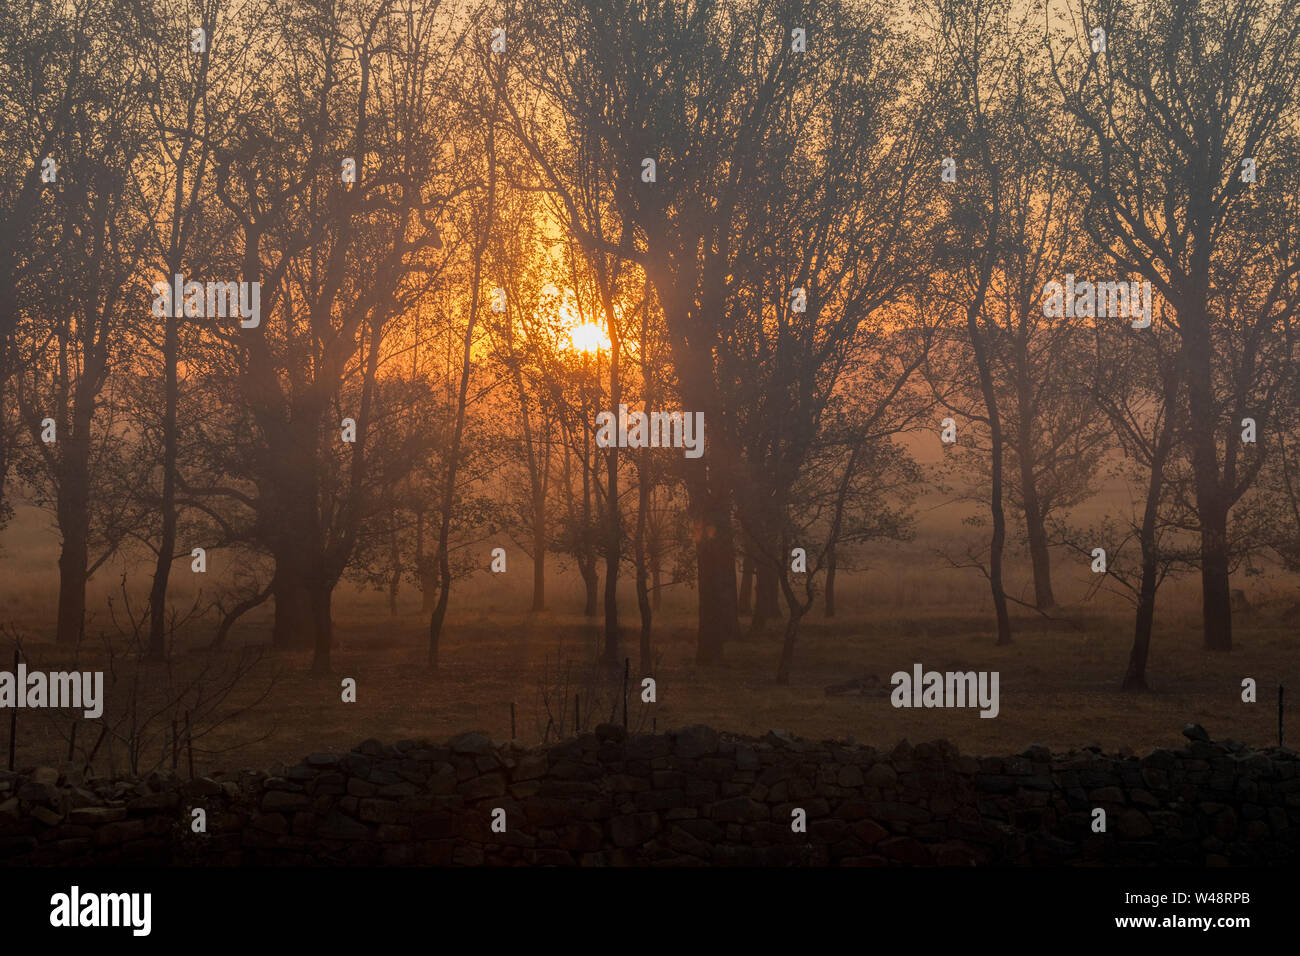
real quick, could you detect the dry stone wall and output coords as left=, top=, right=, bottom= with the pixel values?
left=0, top=723, right=1295, bottom=865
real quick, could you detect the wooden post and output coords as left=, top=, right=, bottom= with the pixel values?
left=7, top=648, right=17, bottom=771
left=171, top=719, right=179, bottom=770
left=622, top=657, right=629, bottom=729
left=185, top=710, right=194, bottom=779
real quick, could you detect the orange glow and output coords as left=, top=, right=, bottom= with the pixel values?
left=545, top=284, right=611, bottom=354
left=566, top=320, right=608, bottom=354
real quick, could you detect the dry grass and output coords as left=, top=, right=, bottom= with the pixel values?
left=1, top=590, right=1296, bottom=776
left=2, top=499, right=1297, bottom=775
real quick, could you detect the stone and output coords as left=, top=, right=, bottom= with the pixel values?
left=1182, top=723, right=1210, bottom=743
left=69, top=806, right=126, bottom=825
left=609, top=812, right=659, bottom=847
left=1116, top=809, right=1153, bottom=838
left=449, top=733, right=494, bottom=756
left=262, top=790, right=309, bottom=812
left=674, top=726, right=719, bottom=759
left=595, top=723, right=627, bottom=743
left=31, top=805, right=62, bottom=826
left=864, top=763, right=897, bottom=788
left=17, top=782, right=59, bottom=804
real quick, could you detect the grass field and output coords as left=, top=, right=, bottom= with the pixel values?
left=1, top=492, right=1297, bottom=776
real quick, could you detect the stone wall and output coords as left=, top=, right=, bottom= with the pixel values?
left=0, top=723, right=1295, bottom=865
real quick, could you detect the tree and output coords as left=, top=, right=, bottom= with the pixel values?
left=1050, top=0, right=1300, bottom=651
left=12, top=0, right=152, bottom=646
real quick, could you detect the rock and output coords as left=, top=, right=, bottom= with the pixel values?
left=864, top=763, right=898, bottom=788
left=735, top=746, right=759, bottom=771
left=449, top=733, right=493, bottom=756
left=184, top=777, right=224, bottom=797
left=262, top=790, right=309, bottom=812
left=1116, top=809, right=1153, bottom=838
left=674, top=726, right=719, bottom=758
left=1183, top=723, right=1210, bottom=742
left=128, top=792, right=179, bottom=811
left=31, top=806, right=62, bottom=826
left=766, top=729, right=798, bottom=747
left=708, top=797, right=765, bottom=822
left=319, top=812, right=371, bottom=840
left=460, top=773, right=507, bottom=801
left=30, top=767, right=59, bottom=786
left=512, top=754, right=547, bottom=783
left=595, top=724, right=627, bottom=743
left=609, top=812, right=659, bottom=847
left=17, top=782, right=58, bottom=805
left=69, top=807, right=126, bottom=825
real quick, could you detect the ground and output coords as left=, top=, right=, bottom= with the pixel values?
left=1, top=501, right=1296, bottom=776
left=1, top=587, right=1296, bottom=777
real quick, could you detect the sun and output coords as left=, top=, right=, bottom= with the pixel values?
left=544, top=283, right=611, bottom=354
left=567, top=320, right=607, bottom=354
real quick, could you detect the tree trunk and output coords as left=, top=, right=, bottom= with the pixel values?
left=415, top=512, right=435, bottom=612
left=738, top=552, right=753, bottom=614
left=1122, top=364, right=1179, bottom=690
left=1123, top=450, right=1169, bottom=690
left=271, top=428, right=322, bottom=651
left=774, top=570, right=808, bottom=686
left=635, top=461, right=653, bottom=675
left=388, top=525, right=401, bottom=615
left=1019, top=456, right=1055, bottom=609
left=271, top=561, right=315, bottom=650
left=581, top=563, right=599, bottom=617
left=147, top=307, right=178, bottom=660
left=54, top=438, right=91, bottom=646
left=531, top=496, right=546, bottom=612
left=602, top=446, right=620, bottom=664
left=1184, top=301, right=1232, bottom=651
left=693, top=490, right=737, bottom=663
left=967, top=304, right=1012, bottom=645
left=650, top=542, right=662, bottom=611
left=775, top=609, right=804, bottom=686
left=601, top=291, right=621, bottom=666
left=824, top=543, right=837, bottom=618
left=428, top=557, right=451, bottom=669
left=1199, top=503, right=1233, bottom=651
left=1123, top=566, right=1157, bottom=691
left=750, top=554, right=781, bottom=635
